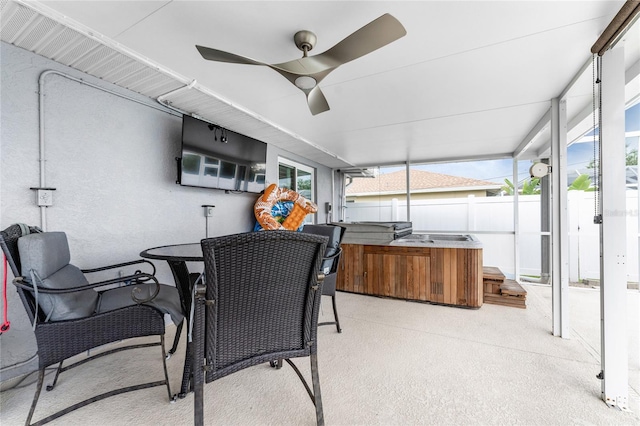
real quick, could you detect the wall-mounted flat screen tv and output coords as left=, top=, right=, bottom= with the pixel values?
left=179, top=115, right=267, bottom=193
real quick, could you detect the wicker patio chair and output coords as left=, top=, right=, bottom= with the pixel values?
left=191, top=231, right=328, bottom=426
left=301, top=224, right=346, bottom=333
left=0, top=224, right=183, bottom=426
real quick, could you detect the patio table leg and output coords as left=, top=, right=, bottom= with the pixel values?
left=166, top=260, right=195, bottom=397
left=180, top=341, right=193, bottom=398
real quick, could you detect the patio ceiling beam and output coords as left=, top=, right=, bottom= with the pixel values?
left=536, top=57, right=640, bottom=161
left=362, top=152, right=514, bottom=169
left=519, top=11, right=640, bottom=162
left=514, top=109, right=550, bottom=159
left=558, top=56, right=594, bottom=101
left=627, top=58, right=640, bottom=86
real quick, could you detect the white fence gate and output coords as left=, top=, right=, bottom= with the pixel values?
left=344, top=192, right=639, bottom=283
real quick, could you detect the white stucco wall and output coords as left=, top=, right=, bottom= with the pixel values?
left=0, top=41, right=333, bottom=379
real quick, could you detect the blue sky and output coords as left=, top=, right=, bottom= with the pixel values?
left=416, top=143, right=597, bottom=184
left=384, top=103, right=639, bottom=185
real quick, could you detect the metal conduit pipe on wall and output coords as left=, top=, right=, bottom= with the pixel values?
left=2, top=68, right=182, bottom=390
left=156, top=79, right=198, bottom=116
left=36, top=70, right=180, bottom=230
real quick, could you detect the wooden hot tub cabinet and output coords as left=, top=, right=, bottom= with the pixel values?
left=336, top=243, right=483, bottom=308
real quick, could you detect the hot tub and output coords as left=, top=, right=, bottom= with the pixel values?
left=337, top=232, right=484, bottom=308
left=390, top=233, right=482, bottom=249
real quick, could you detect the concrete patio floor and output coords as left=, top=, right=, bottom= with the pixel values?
left=1, top=284, right=638, bottom=425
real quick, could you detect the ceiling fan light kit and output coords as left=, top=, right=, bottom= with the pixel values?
left=294, top=76, right=317, bottom=90
left=196, top=13, right=406, bottom=115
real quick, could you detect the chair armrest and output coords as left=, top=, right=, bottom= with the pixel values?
left=322, top=247, right=342, bottom=263
left=321, top=247, right=343, bottom=275
left=81, top=259, right=156, bottom=277
left=13, top=273, right=160, bottom=304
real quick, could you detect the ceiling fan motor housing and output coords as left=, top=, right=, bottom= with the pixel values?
left=294, top=30, right=317, bottom=54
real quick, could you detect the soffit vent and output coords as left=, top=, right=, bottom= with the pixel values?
left=1, top=0, right=355, bottom=169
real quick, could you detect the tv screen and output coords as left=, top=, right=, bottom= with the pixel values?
left=179, top=115, right=267, bottom=193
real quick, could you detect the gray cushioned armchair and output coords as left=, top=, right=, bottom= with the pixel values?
left=0, top=224, right=183, bottom=426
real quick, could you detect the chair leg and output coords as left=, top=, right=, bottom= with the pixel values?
left=23, top=340, right=173, bottom=425
left=331, top=295, right=342, bottom=333
left=283, top=357, right=324, bottom=426
left=45, top=362, right=63, bottom=391
left=269, top=359, right=283, bottom=369
left=310, top=354, right=324, bottom=426
left=25, top=369, right=45, bottom=426
left=160, top=335, right=174, bottom=401
left=167, top=320, right=184, bottom=358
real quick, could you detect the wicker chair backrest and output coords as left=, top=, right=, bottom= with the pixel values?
left=0, top=224, right=42, bottom=278
left=201, top=231, right=327, bottom=383
left=0, top=224, right=43, bottom=323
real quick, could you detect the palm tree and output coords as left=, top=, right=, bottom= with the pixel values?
left=568, top=173, right=594, bottom=191
left=501, top=178, right=540, bottom=195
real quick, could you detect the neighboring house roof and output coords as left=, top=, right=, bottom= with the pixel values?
left=346, top=169, right=501, bottom=196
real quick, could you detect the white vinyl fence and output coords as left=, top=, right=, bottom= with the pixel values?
left=344, top=192, right=639, bottom=283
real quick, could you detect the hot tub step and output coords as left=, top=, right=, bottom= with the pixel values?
left=482, top=267, right=527, bottom=308
left=483, top=266, right=505, bottom=282
left=484, top=293, right=526, bottom=309
left=500, top=279, right=527, bottom=297
left=483, top=266, right=505, bottom=295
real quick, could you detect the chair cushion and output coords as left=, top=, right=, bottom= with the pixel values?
left=301, top=224, right=344, bottom=273
left=18, top=232, right=99, bottom=321
left=96, top=283, right=184, bottom=325
left=18, top=232, right=70, bottom=279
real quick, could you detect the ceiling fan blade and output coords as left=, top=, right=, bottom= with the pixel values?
left=306, top=86, right=330, bottom=116
left=273, top=56, right=339, bottom=78
left=196, top=45, right=265, bottom=66
left=318, top=14, right=406, bottom=65
left=196, top=15, right=404, bottom=116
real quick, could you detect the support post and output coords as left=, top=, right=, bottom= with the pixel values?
left=405, top=162, right=411, bottom=222
left=513, top=160, right=520, bottom=281
left=551, top=97, right=570, bottom=338
left=540, top=158, right=551, bottom=283
left=599, top=46, right=628, bottom=410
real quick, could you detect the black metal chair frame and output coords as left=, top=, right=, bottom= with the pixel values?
left=317, top=245, right=344, bottom=332
left=0, top=225, right=173, bottom=426
left=191, top=231, right=328, bottom=426
left=302, top=224, right=346, bottom=333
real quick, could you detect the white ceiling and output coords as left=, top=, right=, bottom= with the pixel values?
left=3, top=0, right=639, bottom=169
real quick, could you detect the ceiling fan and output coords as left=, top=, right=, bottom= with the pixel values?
left=196, top=14, right=406, bottom=116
